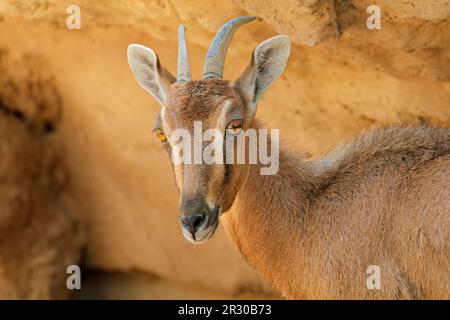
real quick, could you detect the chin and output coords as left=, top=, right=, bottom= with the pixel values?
left=182, top=219, right=219, bottom=244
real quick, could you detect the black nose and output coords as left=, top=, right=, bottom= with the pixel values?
left=181, top=213, right=206, bottom=234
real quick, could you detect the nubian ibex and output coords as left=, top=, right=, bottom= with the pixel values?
left=127, top=16, right=450, bottom=299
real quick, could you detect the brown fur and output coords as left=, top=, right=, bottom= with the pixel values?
left=157, top=80, right=450, bottom=299
left=162, top=81, right=250, bottom=213
left=222, top=124, right=450, bottom=299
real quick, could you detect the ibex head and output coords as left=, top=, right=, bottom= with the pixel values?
left=127, top=16, right=290, bottom=243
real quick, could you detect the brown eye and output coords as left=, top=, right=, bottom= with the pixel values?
left=155, top=129, right=167, bottom=143
left=226, top=119, right=243, bottom=135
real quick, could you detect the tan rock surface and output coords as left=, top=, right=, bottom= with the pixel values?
left=0, top=50, right=83, bottom=298
left=0, top=0, right=448, bottom=296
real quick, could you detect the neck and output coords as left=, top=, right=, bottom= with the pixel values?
left=222, top=145, right=324, bottom=297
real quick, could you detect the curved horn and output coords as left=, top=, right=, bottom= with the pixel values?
left=177, top=24, right=191, bottom=83
left=203, top=16, right=256, bottom=80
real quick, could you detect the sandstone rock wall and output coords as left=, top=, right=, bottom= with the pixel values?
left=0, top=0, right=448, bottom=297
left=0, top=50, right=83, bottom=298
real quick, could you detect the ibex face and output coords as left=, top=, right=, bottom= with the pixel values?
left=127, top=17, right=291, bottom=243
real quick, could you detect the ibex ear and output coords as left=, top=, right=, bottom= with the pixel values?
left=127, top=44, right=176, bottom=106
left=235, top=35, right=290, bottom=109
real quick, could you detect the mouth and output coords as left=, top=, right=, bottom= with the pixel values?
left=181, top=206, right=220, bottom=244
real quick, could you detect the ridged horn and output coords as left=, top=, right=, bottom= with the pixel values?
left=203, top=16, right=256, bottom=80
left=177, top=24, right=191, bottom=83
